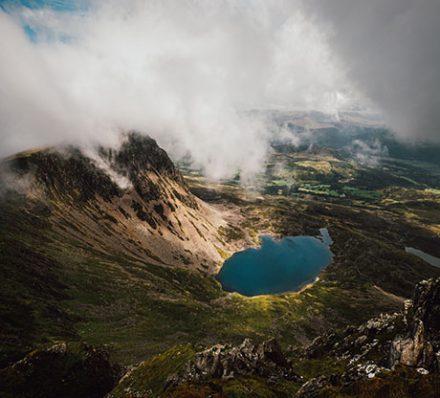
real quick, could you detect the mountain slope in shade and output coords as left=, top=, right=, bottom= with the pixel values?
left=0, top=133, right=231, bottom=366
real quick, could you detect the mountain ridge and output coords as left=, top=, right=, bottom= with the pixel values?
left=2, top=132, right=227, bottom=270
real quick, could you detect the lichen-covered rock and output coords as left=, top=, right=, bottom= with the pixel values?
left=390, top=277, right=440, bottom=372
left=305, top=277, right=440, bottom=374
left=295, top=375, right=339, bottom=398
left=304, top=312, right=404, bottom=368
left=296, top=277, right=440, bottom=396
left=166, top=338, right=300, bottom=389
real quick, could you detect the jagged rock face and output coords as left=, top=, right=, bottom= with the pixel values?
left=298, top=277, right=440, bottom=397
left=304, top=277, right=440, bottom=374
left=8, top=148, right=122, bottom=203
left=7, top=132, right=183, bottom=204
left=390, top=320, right=425, bottom=368
left=0, top=343, right=118, bottom=398
left=167, top=339, right=300, bottom=389
left=390, top=277, right=440, bottom=372
left=2, top=132, right=224, bottom=270
left=112, top=133, right=182, bottom=182
left=412, top=278, right=440, bottom=339
left=304, top=312, right=405, bottom=368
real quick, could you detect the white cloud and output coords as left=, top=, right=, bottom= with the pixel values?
left=349, top=139, right=389, bottom=167
left=6, top=1, right=439, bottom=178
left=0, top=1, right=356, bottom=179
left=304, top=0, right=440, bottom=143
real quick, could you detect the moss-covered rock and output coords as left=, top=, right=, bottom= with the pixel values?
left=109, top=345, right=195, bottom=398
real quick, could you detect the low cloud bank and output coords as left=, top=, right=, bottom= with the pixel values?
left=304, top=0, right=440, bottom=143
left=0, top=1, right=438, bottom=179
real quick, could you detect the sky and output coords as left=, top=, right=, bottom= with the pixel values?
left=0, top=0, right=439, bottom=179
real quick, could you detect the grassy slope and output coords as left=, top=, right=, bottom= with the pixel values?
left=1, top=142, right=440, bottom=373
left=2, top=185, right=438, bottom=370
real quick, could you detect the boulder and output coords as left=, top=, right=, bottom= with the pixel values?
left=167, top=338, right=300, bottom=388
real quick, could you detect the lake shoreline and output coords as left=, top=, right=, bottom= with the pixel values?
left=216, top=233, right=333, bottom=297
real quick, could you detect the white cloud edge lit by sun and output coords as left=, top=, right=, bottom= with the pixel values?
left=0, top=1, right=389, bottom=179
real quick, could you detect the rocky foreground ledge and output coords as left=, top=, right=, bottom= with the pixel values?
left=111, top=276, right=440, bottom=397
left=166, top=338, right=301, bottom=386
left=296, top=276, right=440, bottom=397
left=1, top=277, right=440, bottom=397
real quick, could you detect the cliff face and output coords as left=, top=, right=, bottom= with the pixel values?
left=296, top=277, right=440, bottom=397
left=301, top=277, right=440, bottom=372
left=390, top=278, right=440, bottom=371
left=3, top=132, right=225, bottom=270
left=111, top=133, right=183, bottom=182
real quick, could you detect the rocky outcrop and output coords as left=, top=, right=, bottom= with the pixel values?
left=0, top=342, right=119, bottom=398
left=295, top=375, right=339, bottom=398
left=7, top=132, right=184, bottom=204
left=108, top=278, right=440, bottom=398
left=166, top=338, right=300, bottom=388
left=112, top=132, right=183, bottom=182
left=304, top=312, right=405, bottom=368
left=12, top=278, right=434, bottom=398
left=296, top=277, right=440, bottom=397
left=390, top=278, right=440, bottom=372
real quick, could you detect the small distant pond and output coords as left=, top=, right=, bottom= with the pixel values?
left=405, top=247, right=440, bottom=268
left=216, top=230, right=333, bottom=297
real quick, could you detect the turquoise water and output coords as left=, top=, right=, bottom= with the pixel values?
left=216, top=234, right=333, bottom=296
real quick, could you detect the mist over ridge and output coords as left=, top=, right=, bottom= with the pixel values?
left=1, top=0, right=439, bottom=179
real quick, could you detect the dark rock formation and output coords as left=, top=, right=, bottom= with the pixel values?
left=295, top=375, right=340, bottom=398
left=5, top=132, right=186, bottom=204
left=305, top=312, right=406, bottom=368
left=390, top=278, right=440, bottom=372
left=0, top=342, right=119, bottom=398
left=113, top=132, right=182, bottom=182
left=296, top=277, right=440, bottom=397
left=10, top=148, right=122, bottom=203
left=166, top=338, right=300, bottom=388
